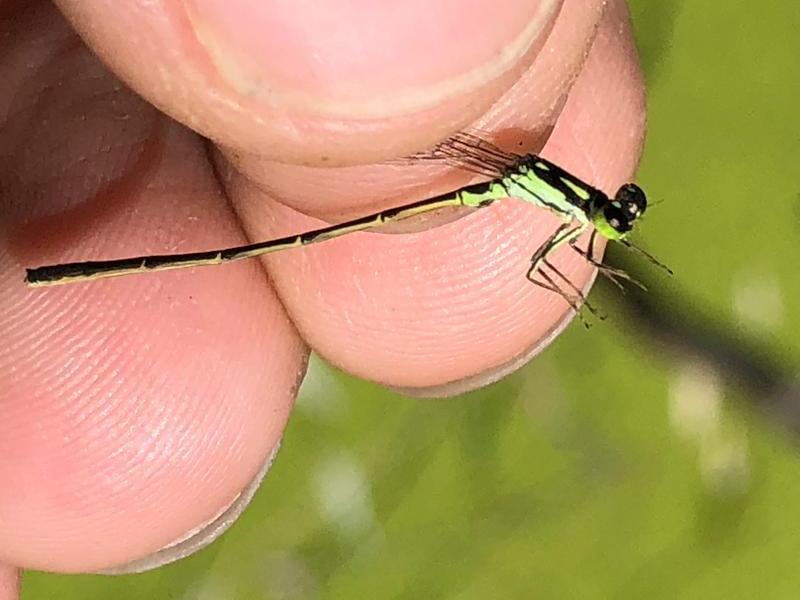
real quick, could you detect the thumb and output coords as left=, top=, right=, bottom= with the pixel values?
left=55, top=0, right=563, bottom=164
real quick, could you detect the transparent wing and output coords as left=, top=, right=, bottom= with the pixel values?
left=390, top=131, right=522, bottom=178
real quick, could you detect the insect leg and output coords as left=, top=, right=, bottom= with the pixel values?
left=569, top=233, right=648, bottom=293
left=526, top=222, right=595, bottom=326
left=526, top=222, right=586, bottom=282
left=542, top=258, right=605, bottom=320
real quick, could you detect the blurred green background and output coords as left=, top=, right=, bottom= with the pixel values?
left=23, top=1, right=800, bottom=598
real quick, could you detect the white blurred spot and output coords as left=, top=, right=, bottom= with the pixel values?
left=669, top=362, right=722, bottom=442
left=699, top=430, right=750, bottom=497
left=731, top=271, right=784, bottom=332
left=312, top=452, right=376, bottom=539
left=669, top=361, right=750, bottom=496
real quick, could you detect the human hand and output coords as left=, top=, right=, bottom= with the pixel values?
left=0, top=0, right=645, bottom=584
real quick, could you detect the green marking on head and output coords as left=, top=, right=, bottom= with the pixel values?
left=592, top=212, right=626, bottom=240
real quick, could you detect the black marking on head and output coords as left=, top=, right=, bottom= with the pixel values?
left=603, top=203, right=633, bottom=234
left=614, top=183, right=647, bottom=219
left=600, top=183, right=647, bottom=236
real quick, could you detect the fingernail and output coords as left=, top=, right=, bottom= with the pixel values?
left=184, top=0, right=560, bottom=117
left=95, top=441, right=282, bottom=575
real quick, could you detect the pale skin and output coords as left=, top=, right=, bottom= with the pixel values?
left=0, top=0, right=645, bottom=590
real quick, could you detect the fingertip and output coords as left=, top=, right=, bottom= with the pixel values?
left=0, top=565, right=19, bottom=600
left=182, top=0, right=557, bottom=116
left=56, top=0, right=564, bottom=164
left=96, top=440, right=284, bottom=574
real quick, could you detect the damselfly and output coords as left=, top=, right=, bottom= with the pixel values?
left=24, top=132, right=669, bottom=320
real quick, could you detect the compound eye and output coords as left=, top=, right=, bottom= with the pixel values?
left=615, top=183, right=647, bottom=217
left=604, top=205, right=632, bottom=233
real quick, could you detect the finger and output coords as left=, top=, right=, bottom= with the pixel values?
left=55, top=0, right=567, bottom=164
left=233, top=0, right=646, bottom=392
left=223, top=0, right=609, bottom=221
left=0, top=7, right=303, bottom=572
left=0, top=565, right=19, bottom=600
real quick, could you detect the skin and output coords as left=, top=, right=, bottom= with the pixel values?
left=0, top=565, right=19, bottom=600
left=0, top=0, right=645, bottom=587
